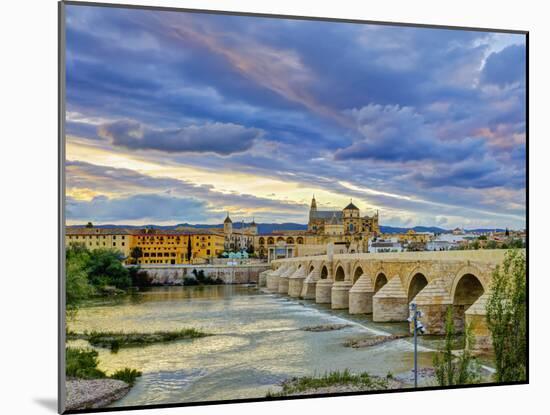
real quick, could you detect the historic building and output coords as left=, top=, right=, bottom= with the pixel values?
left=222, top=213, right=256, bottom=252
left=308, top=196, right=380, bottom=236
left=129, top=229, right=225, bottom=265
left=254, top=196, right=381, bottom=262
left=65, top=227, right=132, bottom=258
left=65, top=227, right=225, bottom=265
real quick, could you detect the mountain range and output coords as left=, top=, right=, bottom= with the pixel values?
left=68, top=222, right=506, bottom=234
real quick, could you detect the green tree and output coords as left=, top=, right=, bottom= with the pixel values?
left=187, top=234, right=192, bottom=262
left=85, top=222, right=94, bottom=228
left=486, top=249, right=527, bottom=382
left=129, top=246, right=143, bottom=264
left=433, top=307, right=481, bottom=386
left=86, top=249, right=131, bottom=289
left=486, top=240, right=498, bottom=249
left=66, top=248, right=93, bottom=320
left=478, top=235, right=487, bottom=241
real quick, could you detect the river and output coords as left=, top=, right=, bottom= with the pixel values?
left=67, top=285, right=490, bottom=407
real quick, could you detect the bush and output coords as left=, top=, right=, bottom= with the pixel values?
left=86, top=249, right=131, bottom=289
left=128, top=267, right=151, bottom=287
left=486, top=249, right=527, bottom=382
left=432, top=307, right=481, bottom=386
left=66, top=347, right=106, bottom=379
left=110, top=368, right=142, bottom=386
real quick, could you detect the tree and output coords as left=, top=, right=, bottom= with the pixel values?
left=247, top=244, right=254, bottom=255
left=486, top=249, right=527, bottom=382
left=486, top=240, right=498, bottom=250
left=85, top=222, right=93, bottom=228
left=433, top=307, right=481, bottom=386
left=129, top=246, right=143, bottom=264
left=66, top=250, right=93, bottom=320
left=187, top=234, right=192, bottom=262
left=85, top=249, right=131, bottom=289
left=478, top=235, right=487, bottom=241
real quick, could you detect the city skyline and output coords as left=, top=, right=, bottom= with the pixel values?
left=65, top=5, right=526, bottom=229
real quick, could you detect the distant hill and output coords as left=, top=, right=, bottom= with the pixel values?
left=67, top=223, right=509, bottom=235
left=380, top=225, right=448, bottom=234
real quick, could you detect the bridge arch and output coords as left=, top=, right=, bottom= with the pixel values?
left=451, top=266, right=485, bottom=331
left=334, top=265, right=346, bottom=282
left=374, top=272, right=388, bottom=293
left=407, top=272, right=429, bottom=302
left=352, top=265, right=364, bottom=283
left=320, top=264, right=329, bottom=279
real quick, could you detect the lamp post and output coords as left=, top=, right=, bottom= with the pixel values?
left=408, top=302, right=425, bottom=388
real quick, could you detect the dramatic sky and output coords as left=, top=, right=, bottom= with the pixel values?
left=64, top=5, right=526, bottom=229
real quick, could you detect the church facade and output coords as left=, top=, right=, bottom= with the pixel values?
left=308, top=196, right=380, bottom=236
left=253, top=196, right=380, bottom=262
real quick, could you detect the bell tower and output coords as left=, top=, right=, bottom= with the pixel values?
left=223, top=213, right=233, bottom=234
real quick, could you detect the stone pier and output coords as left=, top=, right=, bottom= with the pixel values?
left=331, top=281, right=353, bottom=309
left=373, top=276, right=408, bottom=322
left=266, top=264, right=287, bottom=292
left=300, top=267, right=318, bottom=299
left=315, top=277, right=333, bottom=304
left=278, top=265, right=296, bottom=294
left=465, top=293, right=492, bottom=352
left=411, top=278, right=452, bottom=334
left=288, top=266, right=306, bottom=297
left=349, top=274, right=375, bottom=314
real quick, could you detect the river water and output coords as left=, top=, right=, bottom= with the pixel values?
left=67, top=285, right=488, bottom=407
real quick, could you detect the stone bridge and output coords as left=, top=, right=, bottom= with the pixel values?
left=260, top=249, right=517, bottom=351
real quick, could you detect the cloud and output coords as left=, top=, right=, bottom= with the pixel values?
left=409, top=157, right=525, bottom=189
left=97, top=120, right=263, bottom=155
left=481, top=44, right=526, bottom=87
left=63, top=5, right=526, bottom=229
left=66, top=193, right=212, bottom=222
left=334, top=104, right=486, bottom=162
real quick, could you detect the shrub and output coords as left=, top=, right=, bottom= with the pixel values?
left=432, top=307, right=481, bottom=386
left=110, top=368, right=142, bottom=386
left=66, top=347, right=106, bottom=379
left=486, top=249, right=527, bottom=382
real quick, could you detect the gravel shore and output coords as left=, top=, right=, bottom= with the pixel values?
left=301, top=323, right=352, bottom=332
left=65, top=379, right=130, bottom=410
left=274, top=377, right=406, bottom=396
left=343, top=334, right=409, bottom=348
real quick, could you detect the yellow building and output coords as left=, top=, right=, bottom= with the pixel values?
left=392, top=230, right=433, bottom=244
left=65, top=227, right=131, bottom=257
left=129, top=229, right=225, bottom=265
left=65, top=227, right=225, bottom=265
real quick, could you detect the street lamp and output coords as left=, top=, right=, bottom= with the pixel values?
left=408, top=302, right=426, bottom=388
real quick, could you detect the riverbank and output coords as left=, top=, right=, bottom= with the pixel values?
left=68, top=329, right=210, bottom=350
left=65, top=378, right=130, bottom=411
left=267, top=370, right=405, bottom=397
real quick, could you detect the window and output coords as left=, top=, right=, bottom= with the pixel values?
left=207, top=249, right=211, bottom=255
left=113, top=242, right=116, bottom=246
left=122, top=242, right=125, bottom=246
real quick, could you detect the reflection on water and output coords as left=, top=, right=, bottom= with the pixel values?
left=67, top=286, right=485, bottom=407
